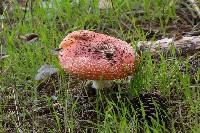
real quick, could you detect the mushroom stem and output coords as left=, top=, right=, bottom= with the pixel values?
left=128, top=76, right=132, bottom=83
left=92, top=80, right=112, bottom=90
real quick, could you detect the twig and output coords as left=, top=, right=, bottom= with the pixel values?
left=12, top=87, right=23, bottom=133
left=11, top=67, right=23, bottom=133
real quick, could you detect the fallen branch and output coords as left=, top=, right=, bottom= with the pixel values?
left=137, top=35, right=200, bottom=58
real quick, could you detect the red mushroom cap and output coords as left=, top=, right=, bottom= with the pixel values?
left=59, top=30, right=135, bottom=80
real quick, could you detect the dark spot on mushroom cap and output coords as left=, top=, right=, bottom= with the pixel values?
left=105, top=52, right=113, bottom=60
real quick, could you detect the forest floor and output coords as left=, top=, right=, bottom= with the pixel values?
left=0, top=0, right=200, bottom=132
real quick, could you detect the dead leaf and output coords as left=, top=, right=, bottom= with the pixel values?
left=35, top=65, right=58, bottom=80
left=18, top=33, right=39, bottom=43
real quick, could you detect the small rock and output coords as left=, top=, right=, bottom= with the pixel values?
left=35, top=65, right=58, bottom=80
left=51, top=95, right=58, bottom=101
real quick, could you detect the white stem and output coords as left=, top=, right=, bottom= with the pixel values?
left=128, top=76, right=132, bottom=83
left=92, top=80, right=112, bottom=90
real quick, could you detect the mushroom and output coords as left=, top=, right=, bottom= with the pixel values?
left=58, top=30, right=135, bottom=89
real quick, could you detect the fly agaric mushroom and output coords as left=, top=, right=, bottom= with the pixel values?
left=59, top=30, right=135, bottom=89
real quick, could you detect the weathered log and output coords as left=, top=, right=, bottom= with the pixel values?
left=137, top=35, right=200, bottom=58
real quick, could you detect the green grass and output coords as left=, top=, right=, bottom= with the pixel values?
left=1, top=0, right=199, bottom=132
